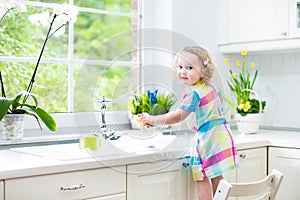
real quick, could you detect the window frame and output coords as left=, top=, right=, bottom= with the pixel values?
left=0, top=0, right=142, bottom=144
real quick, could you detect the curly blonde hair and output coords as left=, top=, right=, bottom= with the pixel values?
left=173, top=46, right=215, bottom=84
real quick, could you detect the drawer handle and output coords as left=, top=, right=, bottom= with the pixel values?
left=60, top=183, right=85, bottom=191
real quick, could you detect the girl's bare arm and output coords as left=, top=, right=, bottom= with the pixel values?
left=137, top=109, right=190, bottom=126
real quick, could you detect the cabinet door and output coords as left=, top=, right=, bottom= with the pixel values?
left=289, top=0, right=300, bottom=38
left=222, top=148, right=266, bottom=200
left=269, top=147, right=300, bottom=199
left=127, top=159, right=188, bottom=200
left=0, top=181, right=3, bottom=200
left=236, top=148, right=267, bottom=200
left=227, top=0, right=288, bottom=43
left=88, top=193, right=126, bottom=200
left=237, top=148, right=267, bottom=182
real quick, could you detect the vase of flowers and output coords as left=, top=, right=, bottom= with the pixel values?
left=224, top=50, right=266, bottom=134
left=129, top=89, right=176, bottom=129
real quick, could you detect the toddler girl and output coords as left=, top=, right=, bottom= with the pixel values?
left=137, top=46, right=238, bottom=200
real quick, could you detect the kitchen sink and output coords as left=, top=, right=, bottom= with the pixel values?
left=9, top=131, right=177, bottom=161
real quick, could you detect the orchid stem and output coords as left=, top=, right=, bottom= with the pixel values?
left=23, top=14, right=57, bottom=104
left=47, top=23, right=66, bottom=40
left=0, top=9, right=11, bottom=21
left=0, top=70, right=6, bottom=98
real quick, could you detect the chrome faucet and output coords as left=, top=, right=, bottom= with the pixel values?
left=97, top=94, right=139, bottom=139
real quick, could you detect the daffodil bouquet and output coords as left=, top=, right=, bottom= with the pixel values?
left=224, top=50, right=266, bottom=116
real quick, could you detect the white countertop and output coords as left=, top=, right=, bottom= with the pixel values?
left=0, top=129, right=299, bottom=180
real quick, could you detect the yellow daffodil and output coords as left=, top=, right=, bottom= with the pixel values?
left=238, top=101, right=251, bottom=112
left=231, top=73, right=237, bottom=78
left=236, top=60, right=241, bottom=66
left=241, top=50, right=247, bottom=56
left=224, top=58, right=229, bottom=64
left=250, top=62, right=255, bottom=68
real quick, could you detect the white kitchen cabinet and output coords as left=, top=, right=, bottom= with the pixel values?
left=269, top=147, right=300, bottom=200
left=223, top=147, right=267, bottom=200
left=218, top=0, right=300, bottom=53
left=289, top=0, right=300, bottom=38
left=87, top=193, right=125, bottom=200
left=223, top=147, right=267, bottom=182
left=236, top=148, right=267, bottom=183
left=0, top=181, right=3, bottom=200
left=127, top=158, right=197, bottom=200
left=220, top=0, right=288, bottom=44
left=4, top=166, right=126, bottom=200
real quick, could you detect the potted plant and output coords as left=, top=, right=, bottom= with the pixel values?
left=129, top=89, right=176, bottom=129
left=129, top=90, right=176, bottom=129
left=0, top=2, right=78, bottom=140
left=0, top=89, right=56, bottom=140
left=224, top=50, right=266, bottom=134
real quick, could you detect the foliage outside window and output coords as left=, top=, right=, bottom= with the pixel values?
left=0, top=0, right=140, bottom=113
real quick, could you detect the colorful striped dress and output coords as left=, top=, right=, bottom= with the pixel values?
left=180, top=81, right=239, bottom=181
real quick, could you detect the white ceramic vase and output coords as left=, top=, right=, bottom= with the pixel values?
left=0, top=114, right=25, bottom=141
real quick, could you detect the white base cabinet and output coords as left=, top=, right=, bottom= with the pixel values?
left=0, top=181, right=3, bottom=200
left=87, top=193, right=125, bottom=200
left=4, top=166, right=126, bottom=200
left=269, top=147, right=300, bottom=200
left=127, top=158, right=197, bottom=200
left=223, top=147, right=267, bottom=200
left=223, top=147, right=267, bottom=182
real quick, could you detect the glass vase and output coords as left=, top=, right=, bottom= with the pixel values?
left=0, top=114, right=25, bottom=141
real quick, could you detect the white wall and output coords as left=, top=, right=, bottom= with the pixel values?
left=148, top=0, right=300, bottom=129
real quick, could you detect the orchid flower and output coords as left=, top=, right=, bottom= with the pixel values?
left=0, top=0, right=26, bottom=21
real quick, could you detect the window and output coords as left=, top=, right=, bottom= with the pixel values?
left=0, top=0, right=141, bottom=113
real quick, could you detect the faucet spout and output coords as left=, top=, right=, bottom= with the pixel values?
left=97, top=93, right=139, bottom=140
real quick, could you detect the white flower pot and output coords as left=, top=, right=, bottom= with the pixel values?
left=235, top=113, right=261, bottom=134
left=0, top=114, right=25, bottom=141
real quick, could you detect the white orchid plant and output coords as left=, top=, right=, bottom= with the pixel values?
left=0, top=0, right=26, bottom=21
left=23, top=3, right=78, bottom=100
left=28, top=3, right=78, bottom=37
left=0, top=3, right=78, bottom=132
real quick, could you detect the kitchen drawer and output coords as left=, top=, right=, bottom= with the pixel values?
left=5, top=166, right=126, bottom=200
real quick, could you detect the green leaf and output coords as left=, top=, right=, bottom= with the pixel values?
left=149, top=104, right=166, bottom=115
left=0, top=97, right=13, bottom=120
left=21, top=104, right=56, bottom=131
left=250, top=69, right=258, bottom=89
left=11, top=92, right=25, bottom=110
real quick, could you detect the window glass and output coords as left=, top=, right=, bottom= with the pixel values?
left=73, top=64, right=131, bottom=112
left=32, top=0, right=67, bottom=3
left=0, top=62, right=33, bottom=97
left=0, top=5, right=68, bottom=58
left=30, top=63, right=68, bottom=112
left=0, top=62, right=68, bottom=112
left=74, top=12, right=132, bottom=61
left=75, top=0, right=132, bottom=13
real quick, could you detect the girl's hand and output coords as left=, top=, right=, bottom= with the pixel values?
left=137, top=113, right=152, bottom=126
